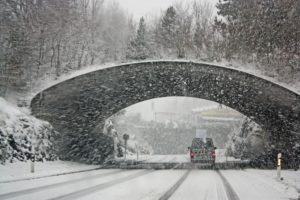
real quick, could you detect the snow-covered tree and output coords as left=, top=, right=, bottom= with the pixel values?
left=173, top=3, right=193, bottom=58
left=225, top=118, right=274, bottom=166
left=0, top=98, right=57, bottom=164
left=155, top=5, right=193, bottom=58
left=193, top=1, right=214, bottom=60
left=154, top=6, right=177, bottom=57
left=215, top=0, right=299, bottom=79
left=0, top=0, right=132, bottom=101
left=126, top=17, right=150, bottom=60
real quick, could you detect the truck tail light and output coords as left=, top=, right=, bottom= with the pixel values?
left=190, top=151, right=195, bottom=157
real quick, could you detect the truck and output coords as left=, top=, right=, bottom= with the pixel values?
left=188, top=137, right=216, bottom=165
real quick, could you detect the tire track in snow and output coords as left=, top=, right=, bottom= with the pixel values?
left=0, top=170, right=123, bottom=200
left=47, top=170, right=153, bottom=200
left=158, top=170, right=191, bottom=200
left=217, top=170, right=240, bottom=200
left=214, top=171, right=228, bottom=200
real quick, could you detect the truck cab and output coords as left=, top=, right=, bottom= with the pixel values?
left=188, top=137, right=216, bottom=165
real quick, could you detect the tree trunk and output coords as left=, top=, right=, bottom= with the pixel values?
left=50, top=38, right=55, bottom=70
left=78, top=44, right=85, bottom=69
left=56, top=41, right=61, bottom=77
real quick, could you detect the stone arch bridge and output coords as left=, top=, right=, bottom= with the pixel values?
left=30, top=61, right=300, bottom=162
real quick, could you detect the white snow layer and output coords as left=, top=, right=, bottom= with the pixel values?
left=0, top=160, right=101, bottom=183
left=0, top=97, right=57, bottom=163
left=1, top=167, right=298, bottom=200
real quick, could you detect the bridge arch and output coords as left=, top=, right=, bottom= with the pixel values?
left=30, top=61, right=300, bottom=160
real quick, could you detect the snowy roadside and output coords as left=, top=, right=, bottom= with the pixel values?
left=221, top=169, right=300, bottom=200
left=0, top=160, right=100, bottom=183
left=245, top=169, right=300, bottom=194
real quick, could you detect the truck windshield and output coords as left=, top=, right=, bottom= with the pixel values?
left=192, top=138, right=214, bottom=148
left=192, top=139, right=205, bottom=148
left=206, top=139, right=214, bottom=147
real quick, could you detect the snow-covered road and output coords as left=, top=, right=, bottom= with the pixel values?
left=1, top=168, right=299, bottom=200
left=121, top=150, right=240, bottom=163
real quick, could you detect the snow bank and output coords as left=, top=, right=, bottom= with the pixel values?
left=245, top=169, right=300, bottom=196
left=221, top=169, right=299, bottom=200
left=0, top=160, right=99, bottom=182
left=0, top=98, right=57, bottom=164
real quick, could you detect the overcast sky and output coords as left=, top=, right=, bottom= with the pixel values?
left=115, top=0, right=219, bottom=20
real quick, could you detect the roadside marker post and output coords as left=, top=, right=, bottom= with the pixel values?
left=31, top=147, right=35, bottom=173
left=123, top=134, right=129, bottom=162
left=135, top=144, right=139, bottom=161
left=277, top=153, right=282, bottom=179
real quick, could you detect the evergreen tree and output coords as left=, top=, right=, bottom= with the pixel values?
left=192, top=1, right=214, bottom=60
left=126, top=17, right=149, bottom=60
left=161, top=7, right=177, bottom=49
left=155, top=6, right=177, bottom=55
left=194, top=22, right=204, bottom=57
left=215, top=0, right=299, bottom=71
left=174, top=5, right=192, bottom=58
left=155, top=5, right=193, bottom=58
